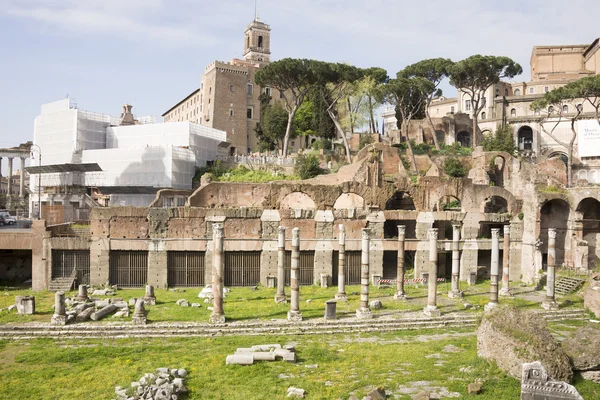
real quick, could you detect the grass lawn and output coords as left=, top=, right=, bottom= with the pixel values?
left=0, top=281, right=585, bottom=325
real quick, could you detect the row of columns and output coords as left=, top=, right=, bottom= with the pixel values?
left=0, top=156, right=27, bottom=197
left=208, top=222, right=557, bottom=323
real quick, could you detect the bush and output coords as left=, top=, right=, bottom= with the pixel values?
left=435, top=143, right=473, bottom=156
left=294, top=154, right=324, bottom=179
left=392, top=143, right=407, bottom=153
left=359, top=134, right=375, bottom=150
left=410, top=140, right=431, bottom=155
left=444, top=157, right=467, bottom=177
left=311, top=138, right=332, bottom=151
left=482, top=125, right=517, bottom=155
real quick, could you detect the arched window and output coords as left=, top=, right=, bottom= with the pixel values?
left=481, top=112, right=487, bottom=120
left=562, top=105, right=569, bottom=113
left=258, top=35, right=263, bottom=48
left=577, top=104, right=583, bottom=112
left=510, top=108, right=516, bottom=117
left=247, top=36, right=250, bottom=48
left=505, top=88, right=509, bottom=96
left=548, top=106, right=555, bottom=114
left=514, top=89, right=521, bottom=96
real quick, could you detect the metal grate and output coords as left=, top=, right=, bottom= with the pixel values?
left=51, top=250, right=91, bottom=285
left=224, top=251, right=261, bottom=287
left=332, top=251, right=362, bottom=285
left=285, top=251, right=315, bottom=286
left=109, top=251, right=148, bottom=288
left=167, top=251, right=205, bottom=287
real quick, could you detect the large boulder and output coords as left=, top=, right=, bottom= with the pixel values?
left=562, top=325, right=600, bottom=371
left=477, top=307, right=572, bottom=382
left=583, top=273, right=600, bottom=318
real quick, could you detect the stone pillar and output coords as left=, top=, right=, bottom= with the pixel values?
left=147, top=240, right=168, bottom=289
left=356, top=228, right=373, bottom=319
left=132, top=299, right=147, bottom=325
left=543, top=228, right=559, bottom=310
left=74, top=284, right=89, bottom=302
left=335, top=224, right=348, bottom=301
left=209, top=223, right=225, bottom=323
left=424, top=228, right=441, bottom=317
left=449, top=224, right=463, bottom=298
left=19, top=157, right=26, bottom=197
left=6, top=157, right=13, bottom=197
left=275, top=226, right=287, bottom=303
left=485, top=228, right=500, bottom=311
left=287, top=227, right=302, bottom=321
left=143, top=285, right=156, bottom=305
left=51, top=291, right=67, bottom=325
left=394, top=225, right=407, bottom=300
left=500, top=225, right=512, bottom=296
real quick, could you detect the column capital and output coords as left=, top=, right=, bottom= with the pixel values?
left=491, top=228, right=500, bottom=239
left=548, top=228, right=557, bottom=239
left=212, top=223, right=224, bottom=239
left=339, top=224, right=346, bottom=244
left=503, top=225, right=510, bottom=236
left=361, top=228, right=371, bottom=240
left=292, top=227, right=300, bottom=246
left=397, top=225, right=406, bottom=237
left=428, top=228, right=438, bottom=240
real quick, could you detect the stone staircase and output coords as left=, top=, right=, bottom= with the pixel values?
left=555, top=276, right=587, bottom=296
left=0, top=309, right=589, bottom=340
left=47, top=274, right=76, bottom=292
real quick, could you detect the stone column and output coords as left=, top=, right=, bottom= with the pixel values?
left=6, top=157, right=13, bottom=197
left=500, top=225, right=512, bottom=296
left=74, top=284, right=89, bottom=302
left=356, top=228, right=373, bottom=319
left=335, top=224, right=348, bottom=301
left=542, top=228, right=559, bottom=310
left=132, top=299, right=147, bottom=325
left=51, top=291, right=67, bottom=325
left=485, top=228, right=500, bottom=311
left=287, top=227, right=302, bottom=321
left=275, top=226, right=287, bottom=303
left=209, top=223, right=225, bottom=323
left=19, top=157, right=26, bottom=197
left=394, top=225, right=407, bottom=300
left=424, top=228, right=441, bottom=317
left=143, top=285, right=156, bottom=305
left=449, top=224, right=463, bottom=298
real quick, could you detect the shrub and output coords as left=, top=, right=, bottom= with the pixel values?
left=294, top=154, right=323, bottom=179
left=311, top=138, right=332, bottom=151
left=359, top=134, right=375, bottom=150
left=410, top=140, right=431, bottom=155
left=444, top=157, right=467, bottom=177
left=482, top=125, right=517, bottom=155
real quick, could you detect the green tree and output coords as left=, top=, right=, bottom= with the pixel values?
left=363, top=67, right=389, bottom=134
left=261, top=103, right=291, bottom=151
left=400, top=58, right=454, bottom=150
left=309, top=85, right=337, bottom=139
left=255, top=58, right=320, bottom=157
left=449, top=55, right=522, bottom=147
left=571, top=75, right=600, bottom=125
left=294, top=154, right=323, bottom=179
left=382, top=77, right=434, bottom=173
left=481, top=125, right=517, bottom=155
left=443, top=157, right=467, bottom=177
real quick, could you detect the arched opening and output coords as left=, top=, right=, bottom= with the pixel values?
left=456, top=131, right=471, bottom=147
left=577, top=198, right=600, bottom=266
left=258, top=35, right=263, bottom=48
left=492, top=156, right=506, bottom=187
left=548, top=152, right=568, bottom=168
left=514, top=89, right=521, bottom=96
left=333, top=193, right=366, bottom=210
left=548, top=106, right=555, bottom=114
left=540, top=199, right=570, bottom=266
left=577, top=104, right=583, bottom=112
left=246, top=36, right=250, bottom=49
left=510, top=108, right=517, bottom=117
left=385, top=191, right=416, bottom=210
left=482, top=196, right=508, bottom=214
left=280, top=192, right=316, bottom=210
left=517, top=126, right=533, bottom=151
left=505, top=88, right=509, bottom=96
left=481, top=112, right=487, bottom=120
left=562, top=105, right=569, bottom=114
left=441, top=195, right=461, bottom=211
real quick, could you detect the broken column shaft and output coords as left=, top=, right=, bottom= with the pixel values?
left=51, top=291, right=67, bottom=325
left=356, top=228, right=373, bottom=319
left=543, top=228, right=559, bottom=310
left=394, top=225, right=407, bottom=300
left=335, top=224, right=347, bottom=301
left=275, top=226, right=287, bottom=303
left=287, top=227, right=302, bottom=321
left=485, top=228, right=500, bottom=311
left=449, top=224, right=463, bottom=298
left=424, top=228, right=440, bottom=317
left=210, top=223, right=226, bottom=323
left=500, top=225, right=511, bottom=296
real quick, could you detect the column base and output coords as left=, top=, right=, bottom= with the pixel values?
left=499, top=288, right=512, bottom=297
left=209, top=314, right=226, bottom=324
left=287, top=310, right=303, bottom=322
left=356, top=307, right=373, bottom=319
left=393, top=292, right=408, bottom=300
left=74, top=296, right=89, bottom=302
left=448, top=290, right=464, bottom=299
left=132, top=316, right=147, bottom=325
left=142, top=297, right=156, bottom=306
left=541, top=301, right=559, bottom=311
left=334, top=293, right=348, bottom=301
left=484, top=302, right=498, bottom=312
left=423, top=305, right=440, bottom=317
left=51, top=314, right=67, bottom=325
left=274, top=295, right=287, bottom=304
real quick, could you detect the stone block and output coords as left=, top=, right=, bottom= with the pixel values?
left=520, top=361, right=583, bottom=400
left=15, top=296, right=35, bottom=315
left=226, top=354, right=254, bottom=365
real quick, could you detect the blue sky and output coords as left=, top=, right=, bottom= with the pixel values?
left=1, top=0, right=599, bottom=171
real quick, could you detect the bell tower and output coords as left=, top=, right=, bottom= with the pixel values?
left=243, top=17, right=271, bottom=64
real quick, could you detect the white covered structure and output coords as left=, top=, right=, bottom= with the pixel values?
left=30, top=99, right=227, bottom=215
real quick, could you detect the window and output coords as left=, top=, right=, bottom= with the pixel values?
left=247, top=107, right=253, bottom=119
left=562, top=105, right=569, bottom=114
left=534, top=109, right=540, bottom=116
left=514, top=89, right=521, bottom=96
left=465, top=100, right=471, bottom=111
left=577, top=104, right=583, bottom=112
left=548, top=106, right=555, bottom=114
left=258, top=35, right=263, bottom=48
left=544, top=86, right=549, bottom=93
left=247, top=36, right=250, bottom=48
left=450, top=106, right=455, bottom=114
left=529, top=87, right=534, bottom=94
left=247, top=83, right=253, bottom=95
left=229, top=109, right=234, bottom=117
left=436, top=108, right=439, bottom=115
left=280, top=92, right=285, bottom=99
left=265, top=87, right=271, bottom=96
left=505, top=88, right=509, bottom=96
left=481, top=112, right=486, bottom=120
left=209, top=87, right=212, bottom=95
left=229, top=84, right=234, bottom=92
left=510, top=108, right=516, bottom=117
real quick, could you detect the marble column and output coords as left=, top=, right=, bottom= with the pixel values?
left=356, top=228, right=373, bottom=319
left=424, top=228, right=441, bottom=317
left=394, top=225, right=407, bottom=300
left=449, top=224, right=463, bottom=298
left=51, top=291, right=67, bottom=325
left=143, top=284, right=156, bottom=305
left=542, top=228, right=559, bottom=310
left=500, top=225, right=512, bottom=296
left=209, top=223, right=226, bottom=323
left=485, top=228, right=500, bottom=311
left=275, top=226, right=287, bottom=303
left=287, top=227, right=302, bottom=321
left=6, top=157, right=13, bottom=197
left=74, top=284, right=89, bottom=302
left=335, top=224, right=348, bottom=301
left=19, top=157, right=25, bottom=197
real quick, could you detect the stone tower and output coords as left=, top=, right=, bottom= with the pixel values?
left=243, top=18, right=271, bottom=64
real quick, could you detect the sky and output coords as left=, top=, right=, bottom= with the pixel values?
left=1, top=0, right=600, bottom=171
